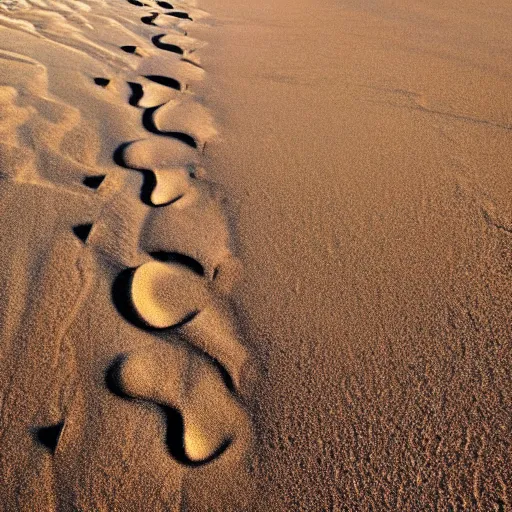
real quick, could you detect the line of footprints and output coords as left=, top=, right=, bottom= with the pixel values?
left=38, top=0, right=252, bottom=468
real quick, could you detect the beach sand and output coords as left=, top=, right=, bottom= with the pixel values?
left=0, top=0, right=511, bottom=509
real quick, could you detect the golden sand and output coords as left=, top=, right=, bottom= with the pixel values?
left=0, top=0, right=510, bottom=509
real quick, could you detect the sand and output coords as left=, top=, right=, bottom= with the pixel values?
left=0, top=0, right=511, bottom=510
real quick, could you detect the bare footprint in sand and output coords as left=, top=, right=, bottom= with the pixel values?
left=107, top=342, right=250, bottom=465
left=151, top=33, right=184, bottom=55
left=126, top=78, right=182, bottom=108
left=141, top=12, right=159, bottom=26
left=151, top=33, right=204, bottom=68
left=145, top=168, right=198, bottom=207
left=141, top=106, right=198, bottom=147
left=139, top=181, right=236, bottom=279
left=112, top=261, right=247, bottom=387
left=144, top=74, right=182, bottom=91
left=113, top=138, right=200, bottom=206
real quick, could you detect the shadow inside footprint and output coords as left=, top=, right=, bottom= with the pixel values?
left=164, top=407, right=232, bottom=467
left=144, top=74, right=181, bottom=91
left=127, top=82, right=144, bottom=107
left=151, top=34, right=184, bottom=55
left=113, top=142, right=158, bottom=206
left=127, top=0, right=144, bottom=5
left=157, top=0, right=173, bottom=7
left=121, top=45, right=138, bottom=54
left=105, top=359, right=232, bottom=466
left=111, top=268, right=146, bottom=330
left=142, top=106, right=198, bottom=148
left=33, top=422, right=64, bottom=453
left=166, top=12, right=192, bottom=20
left=94, top=77, right=110, bottom=87
left=112, top=267, right=199, bottom=331
left=111, top=268, right=198, bottom=331
left=149, top=251, right=205, bottom=276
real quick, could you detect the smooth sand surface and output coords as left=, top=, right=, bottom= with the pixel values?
left=192, top=0, right=512, bottom=508
left=0, top=0, right=511, bottom=509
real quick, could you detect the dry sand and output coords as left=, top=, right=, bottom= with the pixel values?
left=0, top=0, right=511, bottom=510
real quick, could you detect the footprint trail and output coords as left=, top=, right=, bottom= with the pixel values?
left=0, top=0, right=255, bottom=507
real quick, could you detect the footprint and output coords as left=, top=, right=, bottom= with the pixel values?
left=144, top=74, right=182, bottom=91
left=125, top=260, right=208, bottom=329
left=141, top=106, right=197, bottom=148
left=127, top=79, right=181, bottom=109
left=106, top=342, right=250, bottom=465
left=140, top=181, right=233, bottom=272
left=148, top=168, right=199, bottom=206
left=156, top=1, right=174, bottom=8
left=141, top=12, right=159, bottom=26
left=115, top=136, right=199, bottom=170
left=151, top=34, right=184, bottom=55
left=149, top=99, right=217, bottom=149
left=151, top=32, right=202, bottom=55
left=114, top=138, right=201, bottom=206
left=149, top=251, right=204, bottom=275
left=127, top=0, right=145, bottom=5
left=113, top=261, right=247, bottom=387
left=135, top=54, right=205, bottom=83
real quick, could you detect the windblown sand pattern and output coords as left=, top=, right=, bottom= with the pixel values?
left=0, top=0, right=254, bottom=509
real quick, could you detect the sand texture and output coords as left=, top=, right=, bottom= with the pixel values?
left=0, top=0, right=254, bottom=510
left=0, top=0, right=511, bottom=509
